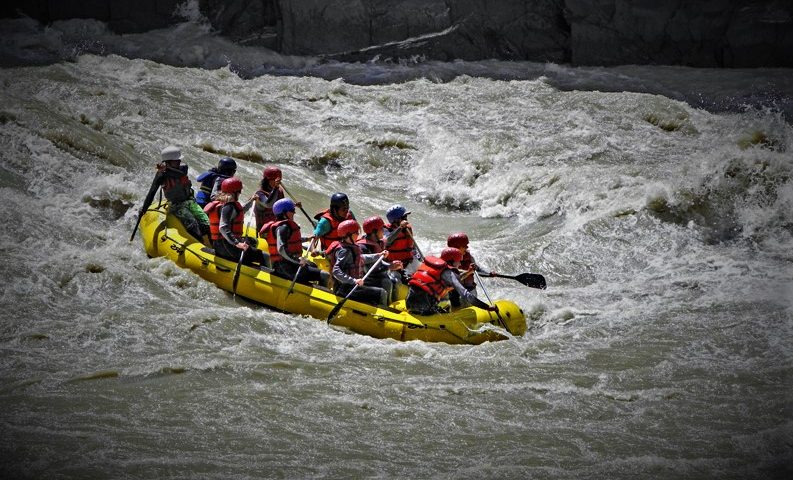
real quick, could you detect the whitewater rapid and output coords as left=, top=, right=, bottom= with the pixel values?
left=0, top=11, right=792, bottom=480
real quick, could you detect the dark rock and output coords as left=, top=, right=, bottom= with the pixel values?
left=1, top=0, right=791, bottom=67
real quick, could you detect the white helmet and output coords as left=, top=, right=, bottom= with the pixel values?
left=161, top=145, right=182, bottom=161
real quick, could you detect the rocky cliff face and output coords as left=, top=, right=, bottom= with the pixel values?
left=3, top=0, right=791, bottom=67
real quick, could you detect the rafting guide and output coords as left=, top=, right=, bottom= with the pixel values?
left=132, top=145, right=211, bottom=245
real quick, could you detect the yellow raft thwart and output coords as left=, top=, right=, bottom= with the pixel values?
left=139, top=202, right=526, bottom=344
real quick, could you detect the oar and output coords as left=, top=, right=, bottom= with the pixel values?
left=404, top=228, right=424, bottom=262
left=287, top=237, right=317, bottom=296
left=327, top=255, right=385, bottom=324
left=474, top=270, right=511, bottom=334
left=232, top=207, right=255, bottom=298
left=129, top=175, right=161, bottom=241
left=280, top=182, right=316, bottom=228
left=490, top=272, right=547, bottom=290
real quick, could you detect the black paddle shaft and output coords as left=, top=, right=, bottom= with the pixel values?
left=327, top=256, right=385, bottom=323
left=491, top=272, right=547, bottom=290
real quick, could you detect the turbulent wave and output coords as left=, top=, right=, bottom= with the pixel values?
left=0, top=13, right=791, bottom=480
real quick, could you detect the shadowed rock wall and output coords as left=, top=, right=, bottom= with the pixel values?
left=2, top=0, right=791, bottom=67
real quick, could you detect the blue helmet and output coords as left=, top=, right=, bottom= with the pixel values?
left=386, top=204, right=409, bottom=224
left=218, top=157, right=237, bottom=174
left=273, top=198, right=296, bottom=216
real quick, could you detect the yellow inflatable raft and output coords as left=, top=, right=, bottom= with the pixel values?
left=138, top=202, right=526, bottom=344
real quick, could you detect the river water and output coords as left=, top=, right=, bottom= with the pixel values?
left=0, top=10, right=792, bottom=480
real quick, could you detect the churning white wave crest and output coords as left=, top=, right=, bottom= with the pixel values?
left=0, top=8, right=791, bottom=480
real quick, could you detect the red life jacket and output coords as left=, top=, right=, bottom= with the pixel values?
left=314, top=209, right=353, bottom=250
left=326, top=241, right=364, bottom=278
left=253, top=186, right=284, bottom=231
left=162, top=172, right=192, bottom=203
left=385, top=223, right=415, bottom=262
left=459, top=251, right=475, bottom=288
left=356, top=236, right=383, bottom=254
left=261, top=219, right=303, bottom=263
left=408, top=256, right=454, bottom=300
left=204, top=200, right=243, bottom=241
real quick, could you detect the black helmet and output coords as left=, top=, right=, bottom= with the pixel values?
left=330, top=192, right=349, bottom=209
left=218, top=157, right=237, bottom=174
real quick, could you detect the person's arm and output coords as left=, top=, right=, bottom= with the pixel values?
left=383, top=225, right=403, bottom=247
left=241, top=197, right=254, bottom=213
left=276, top=224, right=302, bottom=265
left=209, top=177, right=224, bottom=201
left=469, top=253, right=495, bottom=276
left=219, top=204, right=245, bottom=246
left=313, top=217, right=331, bottom=237
left=442, top=269, right=493, bottom=310
left=262, top=186, right=281, bottom=207
left=332, top=248, right=358, bottom=286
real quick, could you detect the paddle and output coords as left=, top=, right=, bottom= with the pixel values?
left=280, top=182, right=316, bottom=228
left=490, top=272, right=547, bottom=290
left=327, top=255, right=385, bottom=323
left=475, top=270, right=511, bottom=334
left=129, top=175, right=161, bottom=241
left=232, top=206, right=255, bottom=298
left=287, top=237, right=317, bottom=296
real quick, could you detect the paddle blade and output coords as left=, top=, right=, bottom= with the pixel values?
left=326, top=299, right=346, bottom=323
left=514, top=273, right=547, bottom=289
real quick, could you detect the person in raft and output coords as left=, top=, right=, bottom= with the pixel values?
left=383, top=204, right=422, bottom=279
left=203, top=177, right=266, bottom=267
left=326, top=219, right=390, bottom=307
left=246, top=166, right=300, bottom=234
left=356, top=215, right=404, bottom=304
left=446, top=232, right=498, bottom=308
left=140, top=145, right=210, bottom=244
left=260, top=198, right=329, bottom=288
left=406, top=247, right=498, bottom=315
left=194, top=156, right=237, bottom=208
left=312, top=192, right=355, bottom=251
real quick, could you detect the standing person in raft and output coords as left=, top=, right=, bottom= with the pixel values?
left=261, top=198, right=329, bottom=288
left=194, top=156, right=237, bottom=208
left=357, top=216, right=404, bottom=304
left=203, top=177, right=266, bottom=267
left=327, top=219, right=390, bottom=307
left=383, top=204, right=422, bottom=279
left=140, top=145, right=211, bottom=244
left=246, top=166, right=300, bottom=233
left=446, top=232, right=498, bottom=308
left=313, top=192, right=355, bottom=251
left=406, top=247, right=497, bottom=315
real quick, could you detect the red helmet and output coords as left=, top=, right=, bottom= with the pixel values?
left=337, top=219, right=360, bottom=237
left=447, top=232, right=469, bottom=248
left=263, top=166, right=282, bottom=180
left=440, top=247, right=463, bottom=264
left=220, top=177, right=243, bottom=194
left=362, top=216, right=385, bottom=234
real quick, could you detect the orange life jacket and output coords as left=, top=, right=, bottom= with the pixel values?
left=204, top=200, right=243, bottom=241
left=261, top=219, right=303, bottom=263
left=408, top=256, right=454, bottom=300
left=385, top=223, right=415, bottom=262
left=314, top=209, right=353, bottom=250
